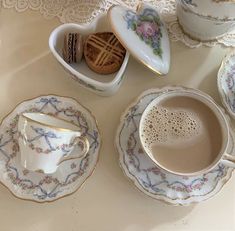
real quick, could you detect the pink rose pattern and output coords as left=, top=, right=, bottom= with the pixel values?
left=124, top=8, right=163, bottom=57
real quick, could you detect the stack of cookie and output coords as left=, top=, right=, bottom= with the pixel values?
left=63, top=32, right=126, bottom=75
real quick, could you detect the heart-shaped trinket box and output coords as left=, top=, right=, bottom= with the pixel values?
left=49, top=3, right=171, bottom=97
left=49, top=14, right=130, bottom=97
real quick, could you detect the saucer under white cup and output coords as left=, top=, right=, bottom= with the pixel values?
left=115, top=86, right=235, bottom=206
left=0, top=95, right=101, bottom=202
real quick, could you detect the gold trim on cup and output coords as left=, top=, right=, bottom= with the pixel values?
left=21, top=112, right=81, bottom=132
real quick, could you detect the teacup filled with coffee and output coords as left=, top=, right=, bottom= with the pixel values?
left=139, top=90, right=235, bottom=176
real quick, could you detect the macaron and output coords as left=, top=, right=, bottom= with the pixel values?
left=63, top=33, right=83, bottom=63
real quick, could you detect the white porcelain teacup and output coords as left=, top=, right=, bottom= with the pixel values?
left=18, top=113, right=89, bottom=174
left=176, top=0, right=235, bottom=41
left=139, top=90, right=235, bottom=176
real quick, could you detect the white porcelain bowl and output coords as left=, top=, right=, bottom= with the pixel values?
left=49, top=13, right=130, bottom=96
left=177, top=2, right=235, bottom=41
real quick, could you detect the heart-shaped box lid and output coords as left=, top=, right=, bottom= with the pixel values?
left=108, top=3, right=171, bottom=75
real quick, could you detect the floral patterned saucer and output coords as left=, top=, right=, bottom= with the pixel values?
left=0, top=95, right=101, bottom=202
left=217, top=50, right=235, bottom=120
left=116, top=86, right=235, bottom=206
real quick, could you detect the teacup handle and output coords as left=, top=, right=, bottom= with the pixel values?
left=57, top=136, right=89, bottom=165
left=221, top=153, right=235, bottom=168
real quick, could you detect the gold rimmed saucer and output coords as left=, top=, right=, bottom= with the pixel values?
left=115, top=86, right=235, bottom=206
left=0, top=94, right=101, bottom=202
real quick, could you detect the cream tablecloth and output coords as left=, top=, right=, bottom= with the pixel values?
left=0, top=7, right=235, bottom=231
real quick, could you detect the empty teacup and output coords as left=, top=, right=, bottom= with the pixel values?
left=139, top=90, right=235, bottom=176
left=18, top=113, right=89, bottom=174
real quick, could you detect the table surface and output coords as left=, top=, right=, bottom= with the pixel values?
left=0, top=8, right=235, bottom=231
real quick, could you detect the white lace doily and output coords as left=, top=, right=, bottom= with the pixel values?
left=1, top=0, right=235, bottom=48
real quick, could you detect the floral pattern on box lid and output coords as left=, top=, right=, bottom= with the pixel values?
left=108, top=3, right=170, bottom=75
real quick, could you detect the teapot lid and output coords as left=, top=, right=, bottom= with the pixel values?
left=108, top=3, right=171, bottom=75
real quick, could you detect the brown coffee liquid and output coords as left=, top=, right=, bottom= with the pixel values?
left=141, top=96, right=223, bottom=173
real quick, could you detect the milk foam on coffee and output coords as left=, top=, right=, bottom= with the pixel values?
left=141, top=106, right=201, bottom=148
left=141, top=96, right=223, bottom=174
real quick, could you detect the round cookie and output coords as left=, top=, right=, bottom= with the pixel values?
left=84, top=32, right=126, bottom=75
left=63, top=33, right=83, bottom=63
